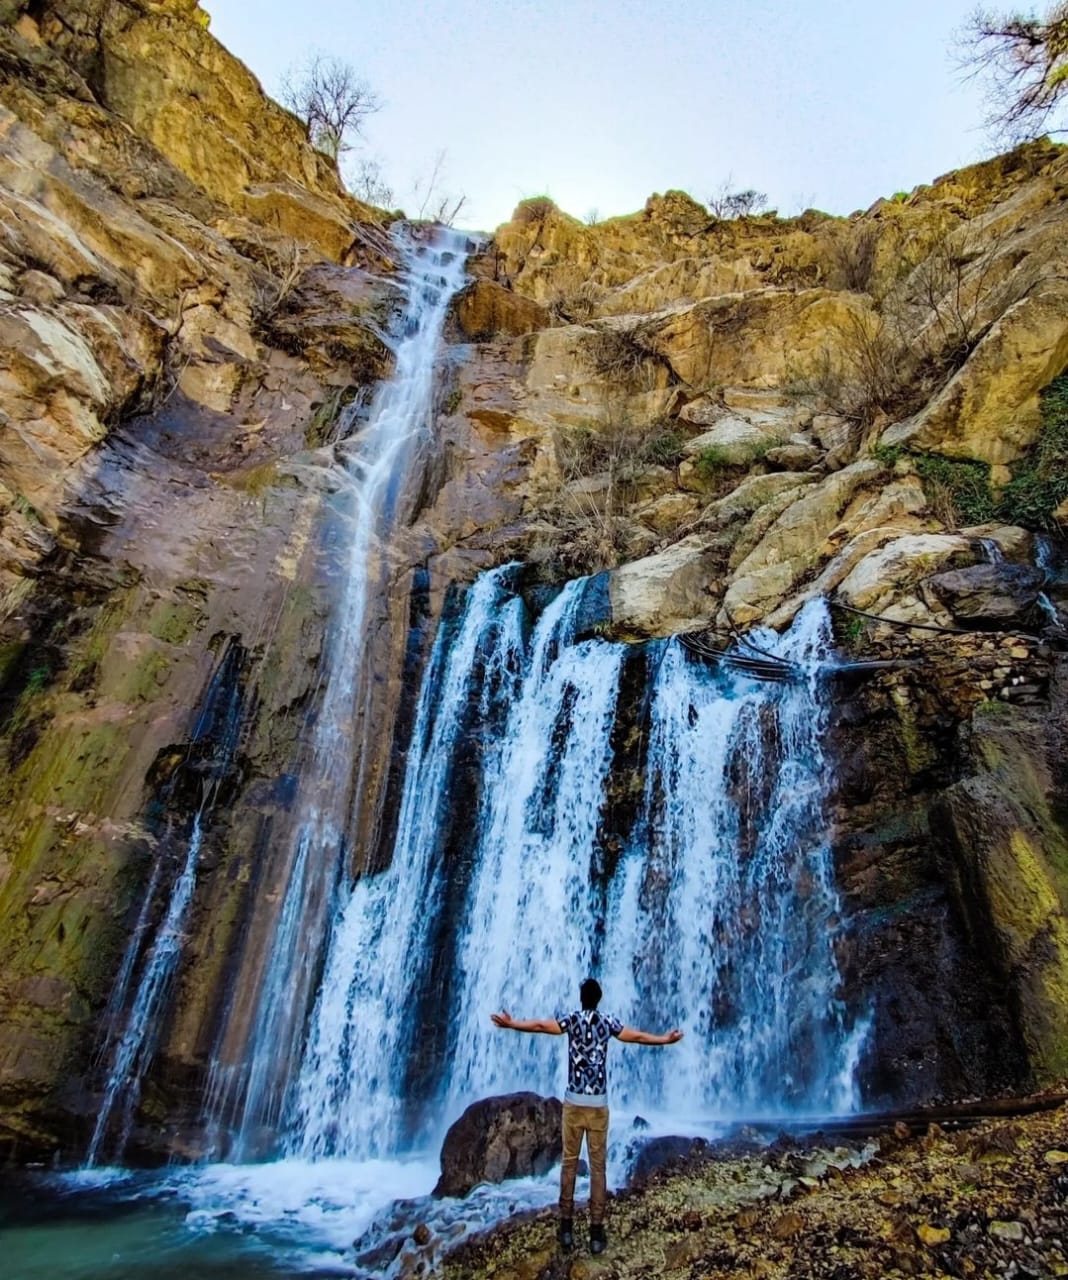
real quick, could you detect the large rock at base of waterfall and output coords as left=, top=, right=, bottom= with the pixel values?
left=434, top=1093, right=563, bottom=1198
left=926, top=561, right=1045, bottom=627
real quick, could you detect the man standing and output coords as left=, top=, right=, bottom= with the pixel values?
left=491, top=978, right=683, bottom=1255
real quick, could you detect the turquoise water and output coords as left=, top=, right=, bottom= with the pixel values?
left=0, top=1155, right=558, bottom=1279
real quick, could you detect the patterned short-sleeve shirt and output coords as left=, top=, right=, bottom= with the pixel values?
left=556, top=1008, right=623, bottom=1107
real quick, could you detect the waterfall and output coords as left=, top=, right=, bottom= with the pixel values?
left=277, top=572, right=862, bottom=1161
left=215, top=226, right=472, bottom=1154
left=1036, top=533, right=1065, bottom=625
left=441, top=595, right=862, bottom=1123
left=288, top=566, right=527, bottom=1157
left=442, top=585, right=624, bottom=1110
left=86, top=819, right=205, bottom=1166
left=600, top=602, right=862, bottom=1117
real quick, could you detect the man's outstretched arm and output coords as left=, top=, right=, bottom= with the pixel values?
left=617, top=1026, right=684, bottom=1046
left=491, top=1010, right=563, bottom=1035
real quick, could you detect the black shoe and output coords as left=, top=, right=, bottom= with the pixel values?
left=590, top=1224, right=607, bottom=1255
left=557, top=1218, right=574, bottom=1251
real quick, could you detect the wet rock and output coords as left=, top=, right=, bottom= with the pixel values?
left=626, top=1135, right=713, bottom=1187
left=434, top=1092, right=562, bottom=1198
left=926, top=561, right=1044, bottom=627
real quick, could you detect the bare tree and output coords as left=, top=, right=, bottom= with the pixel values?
left=960, top=4, right=1068, bottom=139
left=410, top=150, right=467, bottom=225
left=346, top=154, right=395, bottom=208
left=280, top=53, right=381, bottom=165
left=707, top=178, right=770, bottom=220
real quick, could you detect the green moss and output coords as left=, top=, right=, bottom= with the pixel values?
left=914, top=454, right=996, bottom=525
left=12, top=494, right=43, bottom=524
left=695, top=445, right=734, bottom=474
left=305, top=385, right=357, bottom=448
left=444, top=387, right=463, bottom=414
left=995, top=372, right=1068, bottom=530
left=870, top=442, right=903, bottom=467
left=147, top=600, right=203, bottom=647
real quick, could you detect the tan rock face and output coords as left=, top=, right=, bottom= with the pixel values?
left=884, top=282, right=1068, bottom=465
left=454, top=280, right=550, bottom=340
left=721, top=459, right=886, bottom=624
left=23, top=0, right=375, bottom=258
left=605, top=535, right=727, bottom=637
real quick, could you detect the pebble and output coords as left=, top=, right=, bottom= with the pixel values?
left=1044, top=1149, right=1068, bottom=1164
left=917, top=1223, right=951, bottom=1246
left=769, top=1210, right=804, bottom=1240
left=989, top=1219, right=1025, bottom=1241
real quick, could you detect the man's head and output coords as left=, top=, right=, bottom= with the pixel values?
left=580, top=978, right=602, bottom=1010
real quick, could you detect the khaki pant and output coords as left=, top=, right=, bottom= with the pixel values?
left=559, top=1102, right=609, bottom=1224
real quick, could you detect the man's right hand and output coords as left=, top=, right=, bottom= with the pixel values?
left=491, top=1010, right=514, bottom=1030
left=665, top=1028, right=684, bottom=1044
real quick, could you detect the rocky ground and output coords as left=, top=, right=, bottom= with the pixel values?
left=442, top=1103, right=1068, bottom=1280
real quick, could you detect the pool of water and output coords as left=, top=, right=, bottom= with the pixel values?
left=0, top=1153, right=565, bottom=1279
left=1, top=1112, right=831, bottom=1277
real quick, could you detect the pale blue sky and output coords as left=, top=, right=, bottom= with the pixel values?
left=206, top=0, right=992, bottom=230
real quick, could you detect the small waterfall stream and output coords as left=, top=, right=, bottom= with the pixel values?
left=210, top=226, right=473, bottom=1152
left=86, top=640, right=248, bottom=1166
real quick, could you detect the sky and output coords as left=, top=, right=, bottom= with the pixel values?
left=205, top=0, right=996, bottom=231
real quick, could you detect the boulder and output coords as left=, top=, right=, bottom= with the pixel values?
left=680, top=416, right=791, bottom=466
left=811, top=413, right=854, bottom=452
left=605, top=535, right=724, bottom=636
left=434, top=1092, right=562, bottom=1198
left=455, top=279, right=550, bottom=340
left=835, top=533, right=978, bottom=614
left=926, top=562, right=1044, bottom=627
left=765, top=442, right=821, bottom=470
left=721, top=459, right=885, bottom=624
left=635, top=491, right=699, bottom=534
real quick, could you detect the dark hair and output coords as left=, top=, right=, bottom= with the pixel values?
left=580, top=978, right=602, bottom=1010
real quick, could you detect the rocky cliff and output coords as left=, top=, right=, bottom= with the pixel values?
left=1, top=1, right=1067, bottom=1162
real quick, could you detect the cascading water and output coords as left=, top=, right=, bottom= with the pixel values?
left=1036, top=532, right=1066, bottom=625
left=601, top=602, right=863, bottom=1117
left=288, top=566, right=527, bottom=1157
left=278, top=567, right=862, bottom=1166
left=441, top=593, right=863, bottom=1124
left=86, top=641, right=248, bottom=1166
left=211, top=225, right=473, bottom=1154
